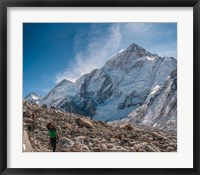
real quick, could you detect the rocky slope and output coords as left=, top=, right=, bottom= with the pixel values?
left=23, top=101, right=177, bottom=152
left=38, top=43, right=177, bottom=130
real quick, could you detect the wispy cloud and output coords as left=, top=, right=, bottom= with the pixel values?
left=56, top=24, right=122, bottom=83
left=56, top=23, right=177, bottom=83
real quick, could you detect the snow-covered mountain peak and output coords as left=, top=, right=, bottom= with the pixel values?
left=24, top=92, right=42, bottom=104
left=103, top=43, right=159, bottom=72
left=125, top=43, right=154, bottom=58
left=56, top=79, right=74, bottom=87
left=40, top=79, right=77, bottom=107
left=24, top=92, right=41, bottom=100
left=126, top=43, right=146, bottom=52
left=39, top=43, right=177, bottom=130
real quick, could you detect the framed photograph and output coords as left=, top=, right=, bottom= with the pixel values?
left=1, top=0, right=200, bottom=174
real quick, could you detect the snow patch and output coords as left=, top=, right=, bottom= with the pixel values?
left=150, top=85, right=161, bottom=95
left=146, top=56, right=155, bottom=61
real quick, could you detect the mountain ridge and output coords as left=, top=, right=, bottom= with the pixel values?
left=34, top=43, right=177, bottom=130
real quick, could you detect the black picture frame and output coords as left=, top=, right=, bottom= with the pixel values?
left=0, top=0, right=199, bottom=174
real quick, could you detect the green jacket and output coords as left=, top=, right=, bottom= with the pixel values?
left=48, top=129, right=57, bottom=138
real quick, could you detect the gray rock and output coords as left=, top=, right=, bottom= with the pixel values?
left=23, top=130, right=33, bottom=152
left=107, top=144, right=114, bottom=149
left=77, top=118, right=94, bottom=128
left=60, top=137, right=74, bottom=146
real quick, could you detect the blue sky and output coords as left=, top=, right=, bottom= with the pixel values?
left=23, top=23, right=177, bottom=97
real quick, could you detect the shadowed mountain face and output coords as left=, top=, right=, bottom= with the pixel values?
left=38, top=43, right=177, bottom=130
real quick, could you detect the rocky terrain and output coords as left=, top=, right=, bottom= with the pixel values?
left=23, top=101, right=177, bottom=152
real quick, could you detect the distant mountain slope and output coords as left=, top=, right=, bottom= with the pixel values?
left=24, top=92, right=42, bottom=104
left=39, top=43, right=177, bottom=129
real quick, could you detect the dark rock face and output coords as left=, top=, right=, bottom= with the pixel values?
left=95, top=75, right=113, bottom=104
left=118, top=90, right=149, bottom=110
left=80, top=71, right=113, bottom=104
left=80, top=69, right=97, bottom=98
left=23, top=101, right=177, bottom=152
left=59, top=98, right=97, bottom=117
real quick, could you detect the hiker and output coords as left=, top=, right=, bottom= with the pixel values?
left=32, top=113, right=35, bottom=120
left=46, top=122, right=59, bottom=152
left=27, top=124, right=32, bottom=133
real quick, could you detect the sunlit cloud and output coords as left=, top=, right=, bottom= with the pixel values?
left=56, top=24, right=122, bottom=83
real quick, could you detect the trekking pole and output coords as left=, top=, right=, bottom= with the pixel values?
left=70, top=102, right=71, bottom=118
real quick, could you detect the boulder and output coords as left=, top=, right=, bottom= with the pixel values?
left=120, top=124, right=134, bottom=131
left=107, top=144, right=114, bottom=149
left=134, top=142, right=160, bottom=152
left=60, top=137, right=74, bottom=146
left=166, top=146, right=174, bottom=151
left=97, top=120, right=107, bottom=127
left=81, top=145, right=89, bottom=151
left=101, top=144, right=107, bottom=150
left=93, top=147, right=101, bottom=152
left=77, top=118, right=94, bottom=128
left=152, top=132, right=167, bottom=140
left=120, top=133, right=126, bottom=141
left=24, top=118, right=34, bottom=123
left=129, top=147, right=136, bottom=152
left=23, top=130, right=33, bottom=152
